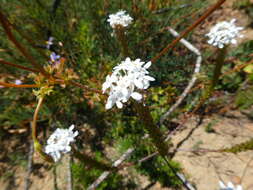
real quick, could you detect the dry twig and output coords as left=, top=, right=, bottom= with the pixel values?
left=24, top=134, right=34, bottom=190
left=160, top=27, right=202, bottom=124
left=87, top=148, right=134, bottom=190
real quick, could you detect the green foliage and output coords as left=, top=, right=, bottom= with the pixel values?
left=72, top=159, right=136, bottom=190
left=222, top=138, right=253, bottom=153
left=235, top=85, right=253, bottom=109
left=204, top=120, right=217, bottom=133
left=131, top=142, right=182, bottom=188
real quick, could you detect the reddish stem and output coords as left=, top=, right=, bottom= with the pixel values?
left=0, top=10, right=50, bottom=78
left=151, top=0, right=226, bottom=63
left=0, top=81, right=39, bottom=88
left=0, top=59, right=40, bottom=73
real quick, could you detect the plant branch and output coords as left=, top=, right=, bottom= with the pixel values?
left=151, top=0, right=226, bottom=63
left=0, top=81, right=39, bottom=88
left=87, top=148, right=134, bottom=190
left=32, top=97, right=44, bottom=141
left=0, top=59, right=40, bottom=73
left=24, top=136, right=34, bottom=190
left=160, top=27, right=202, bottom=124
left=0, top=10, right=50, bottom=78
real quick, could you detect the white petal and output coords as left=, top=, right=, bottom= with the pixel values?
left=134, top=79, right=144, bottom=89
left=219, top=181, right=226, bottom=188
left=105, top=100, right=113, bottom=109
left=131, top=92, right=142, bottom=101
left=144, top=75, right=155, bottom=81
left=69, top=124, right=75, bottom=131
left=237, top=185, right=243, bottom=190
left=227, top=182, right=234, bottom=188
left=116, top=101, right=123, bottom=109
left=144, top=61, right=152, bottom=69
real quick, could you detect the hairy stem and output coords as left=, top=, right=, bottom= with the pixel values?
left=134, top=102, right=169, bottom=156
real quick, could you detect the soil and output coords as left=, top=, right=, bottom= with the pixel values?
left=172, top=110, right=253, bottom=190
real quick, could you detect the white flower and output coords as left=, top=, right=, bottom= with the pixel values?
left=206, top=19, right=243, bottom=48
left=46, top=37, right=54, bottom=49
left=219, top=181, right=243, bottom=190
left=102, top=57, right=155, bottom=109
left=45, top=125, right=78, bottom=162
left=15, top=80, right=22, bottom=85
left=107, top=10, right=133, bottom=29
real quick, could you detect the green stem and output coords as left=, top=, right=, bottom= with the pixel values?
left=210, top=46, right=227, bottom=93
left=203, top=46, right=227, bottom=100
left=32, top=97, right=44, bottom=141
left=115, top=24, right=169, bottom=157
left=115, top=26, right=130, bottom=57
left=72, top=148, right=114, bottom=171
left=32, top=97, right=54, bottom=163
left=134, top=102, right=169, bottom=156
left=222, top=138, right=253, bottom=154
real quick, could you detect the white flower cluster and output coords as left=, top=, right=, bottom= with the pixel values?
left=107, top=10, right=133, bottom=29
left=102, top=57, right=155, bottom=109
left=219, top=181, right=243, bottom=190
left=45, top=125, right=78, bottom=162
left=206, top=19, right=243, bottom=48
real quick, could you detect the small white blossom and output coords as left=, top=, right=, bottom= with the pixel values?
left=107, top=10, right=133, bottom=29
left=102, top=57, right=155, bottom=109
left=219, top=181, right=243, bottom=190
left=15, top=80, right=22, bottom=85
left=45, top=125, right=78, bottom=162
left=206, top=19, right=243, bottom=48
left=46, top=37, right=54, bottom=49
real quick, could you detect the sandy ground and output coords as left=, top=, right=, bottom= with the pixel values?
left=172, top=111, right=253, bottom=190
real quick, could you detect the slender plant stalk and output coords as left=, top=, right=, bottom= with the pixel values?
left=32, top=97, right=54, bottom=163
left=0, top=10, right=50, bottom=78
left=115, top=26, right=130, bottom=57
left=0, top=81, right=39, bottom=88
left=209, top=47, right=227, bottom=93
left=0, top=59, right=40, bottom=73
left=151, top=0, right=227, bottom=63
left=69, top=81, right=103, bottom=94
left=32, top=98, right=53, bottom=162
left=114, top=25, right=169, bottom=157
left=202, top=46, right=227, bottom=100
left=134, top=102, right=169, bottom=156
left=32, top=97, right=44, bottom=141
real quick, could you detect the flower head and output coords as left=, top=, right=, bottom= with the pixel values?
left=107, top=10, right=133, bottom=29
left=219, top=181, right=243, bottom=190
left=206, top=19, right=243, bottom=48
left=45, top=125, right=78, bottom=162
left=102, top=57, right=155, bottom=109
left=15, top=80, right=22, bottom=85
left=46, top=36, right=54, bottom=49
left=50, top=52, right=61, bottom=64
